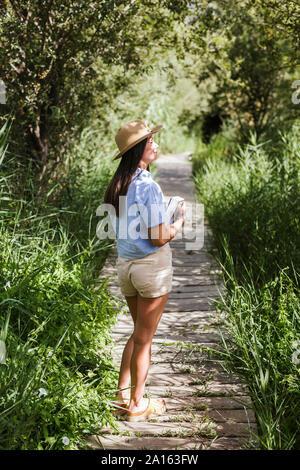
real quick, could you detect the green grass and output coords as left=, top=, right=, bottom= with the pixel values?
left=194, top=121, right=300, bottom=450
left=192, top=119, right=239, bottom=175
left=0, top=119, right=125, bottom=449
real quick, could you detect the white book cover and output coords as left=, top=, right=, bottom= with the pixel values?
left=164, top=196, right=184, bottom=224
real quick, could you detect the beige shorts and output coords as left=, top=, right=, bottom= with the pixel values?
left=116, top=243, right=173, bottom=298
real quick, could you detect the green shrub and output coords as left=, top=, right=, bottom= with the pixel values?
left=0, top=119, right=124, bottom=449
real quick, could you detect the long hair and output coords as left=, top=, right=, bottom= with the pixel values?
left=104, top=138, right=150, bottom=217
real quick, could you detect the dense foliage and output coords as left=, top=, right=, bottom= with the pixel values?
left=194, top=123, right=300, bottom=449
left=0, top=0, right=299, bottom=451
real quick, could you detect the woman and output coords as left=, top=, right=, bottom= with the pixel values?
left=104, top=120, right=185, bottom=422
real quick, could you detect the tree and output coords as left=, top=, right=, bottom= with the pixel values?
left=186, top=0, right=299, bottom=142
left=249, top=0, right=300, bottom=63
left=0, top=0, right=188, bottom=189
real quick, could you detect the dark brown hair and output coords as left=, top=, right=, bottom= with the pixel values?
left=104, top=137, right=150, bottom=217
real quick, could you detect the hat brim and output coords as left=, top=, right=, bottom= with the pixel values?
left=112, top=124, right=164, bottom=161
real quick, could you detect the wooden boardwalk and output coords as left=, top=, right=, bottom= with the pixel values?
left=87, top=153, right=258, bottom=450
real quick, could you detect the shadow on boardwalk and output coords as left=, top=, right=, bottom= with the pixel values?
left=87, top=153, right=259, bottom=450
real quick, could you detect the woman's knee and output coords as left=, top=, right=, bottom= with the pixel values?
left=132, top=330, right=153, bottom=347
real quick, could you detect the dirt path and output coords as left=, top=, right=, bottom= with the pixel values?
left=87, top=153, right=258, bottom=450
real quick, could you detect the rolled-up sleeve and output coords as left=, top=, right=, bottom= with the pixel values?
left=140, top=182, right=167, bottom=229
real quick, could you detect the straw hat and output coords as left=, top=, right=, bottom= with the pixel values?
left=113, top=119, right=163, bottom=160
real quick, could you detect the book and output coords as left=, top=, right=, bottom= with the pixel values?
left=165, top=196, right=185, bottom=224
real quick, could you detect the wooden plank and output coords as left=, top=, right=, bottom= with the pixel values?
left=140, top=384, right=251, bottom=399
left=113, top=319, right=224, bottom=332
left=168, top=290, right=225, bottom=299
left=137, top=389, right=253, bottom=409
left=109, top=289, right=224, bottom=300
left=98, top=420, right=256, bottom=438
left=208, top=437, right=257, bottom=450
left=112, top=332, right=223, bottom=345
left=88, top=435, right=256, bottom=450
left=148, top=409, right=256, bottom=424
left=143, top=373, right=247, bottom=389
left=112, top=341, right=224, bottom=353
left=86, top=435, right=211, bottom=450
left=147, top=362, right=235, bottom=376
left=172, top=260, right=218, bottom=267
left=171, top=285, right=223, bottom=293
left=111, top=326, right=223, bottom=337
left=164, top=301, right=217, bottom=312
left=106, top=277, right=222, bottom=288
left=172, top=267, right=222, bottom=275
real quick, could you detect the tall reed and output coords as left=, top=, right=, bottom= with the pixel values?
left=194, top=122, right=300, bottom=449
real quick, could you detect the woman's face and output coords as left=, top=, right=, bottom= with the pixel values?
left=139, top=135, right=158, bottom=169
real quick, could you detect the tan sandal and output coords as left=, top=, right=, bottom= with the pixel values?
left=126, top=398, right=166, bottom=422
left=111, top=399, right=129, bottom=416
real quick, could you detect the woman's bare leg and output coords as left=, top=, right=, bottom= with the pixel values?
left=115, top=295, right=138, bottom=403
left=128, top=292, right=170, bottom=413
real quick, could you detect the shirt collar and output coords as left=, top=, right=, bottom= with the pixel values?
left=132, top=167, right=151, bottom=181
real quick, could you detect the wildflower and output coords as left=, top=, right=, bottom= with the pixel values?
left=62, top=436, right=70, bottom=446
left=0, top=340, right=6, bottom=364
left=47, top=350, right=53, bottom=357
left=4, top=281, right=10, bottom=291
left=39, top=388, right=47, bottom=397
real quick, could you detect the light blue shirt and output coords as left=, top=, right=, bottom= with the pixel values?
left=112, top=167, right=170, bottom=259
